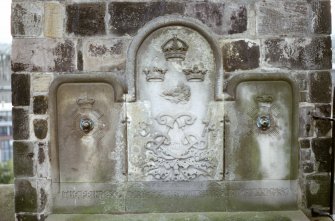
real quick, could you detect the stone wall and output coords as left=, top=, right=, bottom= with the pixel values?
left=11, top=0, right=332, bottom=220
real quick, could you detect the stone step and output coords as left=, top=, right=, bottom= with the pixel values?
left=46, top=210, right=310, bottom=221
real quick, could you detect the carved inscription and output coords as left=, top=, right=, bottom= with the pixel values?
left=161, top=82, right=191, bottom=104
left=62, top=190, right=117, bottom=199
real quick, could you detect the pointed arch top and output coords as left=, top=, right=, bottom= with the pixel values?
left=125, top=15, right=224, bottom=102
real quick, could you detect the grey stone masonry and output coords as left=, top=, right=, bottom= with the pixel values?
left=10, top=0, right=333, bottom=219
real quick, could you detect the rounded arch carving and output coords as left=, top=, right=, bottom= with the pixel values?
left=125, top=15, right=224, bottom=102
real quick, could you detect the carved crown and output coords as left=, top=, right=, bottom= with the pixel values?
left=76, top=97, right=95, bottom=109
left=161, top=35, right=188, bottom=61
left=143, top=67, right=167, bottom=82
left=182, top=65, right=207, bottom=81
left=255, top=95, right=273, bottom=103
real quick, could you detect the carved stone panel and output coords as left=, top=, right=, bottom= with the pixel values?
left=128, top=26, right=224, bottom=181
left=56, top=83, right=125, bottom=183
left=225, top=81, right=294, bottom=180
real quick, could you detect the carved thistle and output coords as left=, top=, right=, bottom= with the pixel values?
left=161, top=35, right=188, bottom=61
left=137, top=113, right=218, bottom=181
left=161, top=82, right=191, bottom=104
left=182, top=65, right=207, bottom=82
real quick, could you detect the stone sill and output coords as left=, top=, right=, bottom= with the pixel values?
left=46, top=211, right=310, bottom=221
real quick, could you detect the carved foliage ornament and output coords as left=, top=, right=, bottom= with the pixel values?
left=137, top=113, right=217, bottom=181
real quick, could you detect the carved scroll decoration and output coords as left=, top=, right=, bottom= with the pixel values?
left=136, top=113, right=218, bottom=181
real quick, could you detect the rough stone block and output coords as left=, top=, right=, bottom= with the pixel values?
left=66, top=3, right=106, bottom=36
left=33, top=119, right=48, bottom=140
left=299, top=106, right=314, bottom=138
left=45, top=2, right=64, bottom=38
left=38, top=143, right=46, bottom=165
left=312, top=138, right=332, bottom=172
left=33, top=96, right=48, bottom=115
left=263, top=37, right=331, bottom=70
left=12, top=108, right=29, bottom=140
left=15, top=179, right=37, bottom=212
left=13, top=141, right=34, bottom=177
left=299, top=139, right=310, bottom=149
left=109, top=2, right=185, bottom=36
left=82, top=38, right=129, bottom=72
left=315, top=104, right=331, bottom=118
left=31, top=74, right=53, bottom=93
left=310, top=0, right=331, bottom=34
left=256, top=1, right=308, bottom=35
left=306, top=173, right=330, bottom=207
left=302, top=162, right=314, bottom=173
left=315, top=120, right=331, bottom=137
left=309, top=72, right=331, bottom=103
left=300, top=149, right=311, bottom=161
left=222, top=40, right=259, bottom=72
left=16, top=214, right=45, bottom=221
left=11, top=2, right=43, bottom=37
left=12, top=73, right=30, bottom=106
left=12, top=39, right=76, bottom=72
left=185, top=3, right=247, bottom=35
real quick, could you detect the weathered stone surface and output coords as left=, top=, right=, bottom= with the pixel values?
left=12, top=73, right=30, bottom=106
left=0, top=185, right=14, bottom=221
left=44, top=2, right=64, bottom=38
left=82, top=39, right=129, bottom=72
left=38, top=144, right=45, bottom=165
left=12, top=39, right=76, bottom=72
left=15, top=179, right=37, bottom=212
left=11, top=2, right=43, bottom=37
left=299, top=106, right=313, bottom=138
left=32, top=74, right=53, bottom=93
left=228, top=6, right=247, bottom=34
left=222, top=40, right=259, bottom=72
left=12, top=108, right=29, bottom=140
left=312, top=138, right=332, bottom=172
left=263, top=37, right=332, bottom=70
left=315, top=104, right=331, bottom=118
left=67, top=3, right=106, bottom=36
left=16, top=214, right=45, bottom=221
left=33, top=119, right=48, bottom=140
left=310, top=0, right=331, bottom=34
left=299, top=139, right=310, bottom=149
left=302, top=162, right=314, bottom=173
left=300, top=149, right=311, bottom=161
left=109, top=2, right=185, bottom=36
left=185, top=3, right=247, bottom=35
left=309, top=72, right=331, bottom=103
left=33, top=96, right=48, bottom=115
left=306, top=173, right=330, bottom=207
left=256, top=1, right=308, bottom=35
left=13, top=142, right=34, bottom=177
left=315, top=120, right=331, bottom=137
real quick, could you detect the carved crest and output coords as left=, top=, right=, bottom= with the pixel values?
left=161, top=35, right=188, bottom=61
left=161, top=82, right=191, bottom=104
